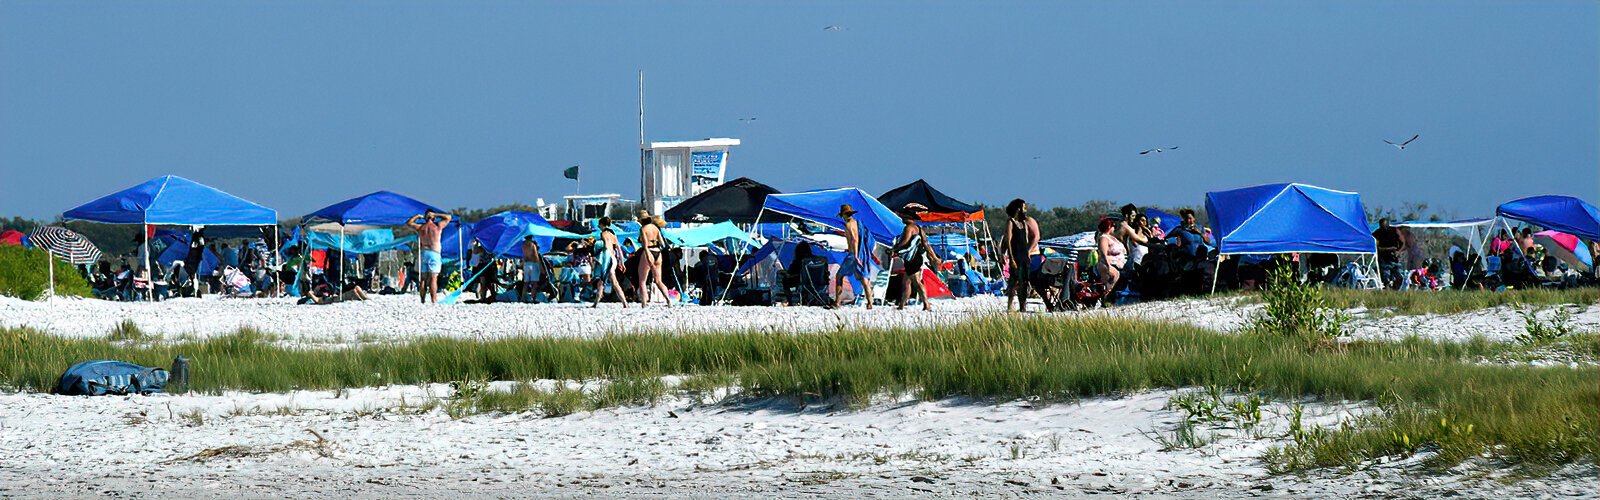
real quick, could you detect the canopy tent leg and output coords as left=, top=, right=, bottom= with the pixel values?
left=1209, top=256, right=1223, bottom=294
left=143, top=225, right=152, bottom=301
left=271, top=224, right=280, bottom=297
left=339, top=226, right=346, bottom=289
left=718, top=211, right=765, bottom=304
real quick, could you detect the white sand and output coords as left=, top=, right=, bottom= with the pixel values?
left=4, top=383, right=1590, bottom=499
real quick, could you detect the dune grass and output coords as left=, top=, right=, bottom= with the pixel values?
left=1252, top=287, right=1599, bottom=316
left=0, top=315, right=1594, bottom=475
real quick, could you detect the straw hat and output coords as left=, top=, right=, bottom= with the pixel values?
left=837, top=204, right=858, bottom=217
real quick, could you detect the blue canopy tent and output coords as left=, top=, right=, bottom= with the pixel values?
left=302, top=191, right=452, bottom=290
left=762, top=188, right=906, bottom=250
left=63, top=175, right=280, bottom=300
left=470, top=211, right=581, bottom=259
left=1496, top=195, right=1600, bottom=242
left=65, top=175, right=278, bottom=226
left=758, top=188, right=907, bottom=303
left=1205, top=183, right=1376, bottom=255
left=1204, top=183, right=1378, bottom=292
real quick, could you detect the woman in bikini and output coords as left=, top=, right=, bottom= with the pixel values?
left=591, top=217, right=628, bottom=308
left=635, top=213, right=673, bottom=307
left=1097, top=218, right=1127, bottom=293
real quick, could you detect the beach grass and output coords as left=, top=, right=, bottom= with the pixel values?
left=1240, top=287, right=1599, bottom=316
left=0, top=314, right=1594, bottom=475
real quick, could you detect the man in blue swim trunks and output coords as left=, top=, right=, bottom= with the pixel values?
left=832, top=204, right=875, bottom=309
left=406, top=209, right=452, bottom=303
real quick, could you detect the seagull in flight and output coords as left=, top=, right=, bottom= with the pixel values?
left=823, top=25, right=847, bottom=32
left=738, top=117, right=757, bottom=123
left=1139, top=147, right=1179, bottom=155
left=1384, top=134, right=1419, bottom=150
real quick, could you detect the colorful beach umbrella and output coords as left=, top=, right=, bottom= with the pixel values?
left=0, top=230, right=23, bottom=246
left=1532, top=230, right=1592, bottom=272
left=27, top=227, right=102, bottom=264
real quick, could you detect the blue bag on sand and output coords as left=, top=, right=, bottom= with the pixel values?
left=55, top=360, right=170, bottom=396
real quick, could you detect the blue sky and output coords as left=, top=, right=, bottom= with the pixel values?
left=2, top=1, right=1595, bottom=220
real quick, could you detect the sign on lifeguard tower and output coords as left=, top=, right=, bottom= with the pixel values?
left=642, top=138, right=739, bottom=216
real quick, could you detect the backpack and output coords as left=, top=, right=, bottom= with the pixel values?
left=55, top=360, right=170, bottom=396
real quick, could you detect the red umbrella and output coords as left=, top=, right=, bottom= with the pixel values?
left=0, top=230, right=22, bottom=246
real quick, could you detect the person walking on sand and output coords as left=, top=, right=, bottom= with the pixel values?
left=892, top=204, right=941, bottom=311
left=832, top=204, right=875, bottom=309
left=592, top=217, right=629, bottom=309
left=519, top=235, right=545, bottom=304
left=406, top=209, right=452, bottom=303
left=635, top=213, right=673, bottom=307
left=999, top=199, right=1041, bottom=312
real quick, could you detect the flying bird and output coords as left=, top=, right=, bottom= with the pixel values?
left=823, top=25, right=847, bottom=32
left=738, top=117, right=757, bottom=123
left=1031, top=156, right=1042, bottom=160
left=1384, top=134, right=1419, bottom=150
left=1139, top=147, right=1179, bottom=155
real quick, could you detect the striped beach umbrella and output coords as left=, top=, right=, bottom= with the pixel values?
left=27, top=226, right=102, bottom=264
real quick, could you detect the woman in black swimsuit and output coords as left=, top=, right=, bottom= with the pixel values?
left=892, top=204, right=940, bottom=311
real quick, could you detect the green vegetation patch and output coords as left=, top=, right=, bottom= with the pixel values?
left=0, top=245, right=92, bottom=300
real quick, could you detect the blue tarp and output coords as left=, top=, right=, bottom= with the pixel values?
left=736, top=239, right=847, bottom=275
left=155, top=233, right=220, bottom=276
left=1145, top=208, right=1181, bottom=234
left=663, top=221, right=760, bottom=249
left=762, top=188, right=906, bottom=249
left=1204, top=183, right=1376, bottom=255
left=64, top=175, right=277, bottom=226
left=302, top=191, right=445, bottom=227
left=928, top=233, right=976, bottom=260
left=756, top=223, right=793, bottom=240
left=305, top=229, right=417, bottom=254
left=1496, top=195, right=1600, bottom=241
left=439, top=221, right=474, bottom=260
left=471, top=211, right=581, bottom=259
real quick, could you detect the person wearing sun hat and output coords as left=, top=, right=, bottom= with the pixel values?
left=892, top=203, right=941, bottom=311
left=832, top=203, right=875, bottom=309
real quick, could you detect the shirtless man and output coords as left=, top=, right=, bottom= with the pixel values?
left=832, top=204, right=875, bottom=309
left=406, top=209, right=452, bottom=303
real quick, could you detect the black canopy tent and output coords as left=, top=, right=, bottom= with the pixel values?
left=877, top=179, right=1002, bottom=286
left=877, top=179, right=983, bottom=220
left=664, top=177, right=801, bottom=224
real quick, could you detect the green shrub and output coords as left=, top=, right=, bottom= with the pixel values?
left=1249, top=266, right=1346, bottom=339
left=0, top=245, right=92, bottom=300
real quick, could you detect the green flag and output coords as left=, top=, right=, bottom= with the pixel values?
left=563, top=165, right=580, bottom=180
